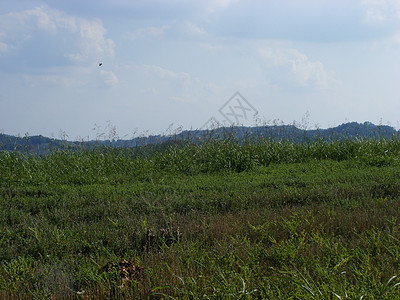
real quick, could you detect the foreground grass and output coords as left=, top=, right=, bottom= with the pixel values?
left=1, top=136, right=400, bottom=298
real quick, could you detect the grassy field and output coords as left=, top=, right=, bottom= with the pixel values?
left=1, top=134, right=400, bottom=299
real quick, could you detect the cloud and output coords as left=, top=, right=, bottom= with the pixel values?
left=130, top=64, right=217, bottom=103
left=362, top=0, right=400, bottom=45
left=181, top=22, right=206, bottom=36
left=259, top=47, right=336, bottom=90
left=363, top=0, right=400, bottom=23
left=33, top=0, right=239, bottom=25
left=142, top=64, right=177, bottom=79
left=99, top=70, right=119, bottom=87
left=204, top=0, right=240, bottom=12
left=124, top=21, right=207, bottom=43
left=124, top=25, right=170, bottom=40
left=205, top=0, right=400, bottom=42
left=19, top=69, right=91, bottom=89
left=0, top=42, right=8, bottom=54
left=43, top=0, right=239, bottom=16
left=25, top=6, right=58, bottom=33
left=0, top=5, right=115, bottom=71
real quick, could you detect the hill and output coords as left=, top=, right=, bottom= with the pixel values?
left=1, top=121, right=399, bottom=153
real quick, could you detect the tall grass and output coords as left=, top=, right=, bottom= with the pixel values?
left=0, top=133, right=400, bottom=298
left=1, top=134, right=399, bottom=184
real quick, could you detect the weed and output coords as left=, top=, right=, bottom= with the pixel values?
left=1, top=133, right=400, bottom=298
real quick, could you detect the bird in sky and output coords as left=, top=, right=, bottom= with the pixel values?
left=99, top=62, right=103, bottom=67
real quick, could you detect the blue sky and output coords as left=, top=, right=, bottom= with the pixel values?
left=1, top=0, right=399, bottom=140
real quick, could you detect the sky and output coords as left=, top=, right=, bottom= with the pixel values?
left=0, top=0, right=399, bottom=140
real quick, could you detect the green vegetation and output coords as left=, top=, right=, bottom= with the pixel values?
left=1, top=134, right=400, bottom=299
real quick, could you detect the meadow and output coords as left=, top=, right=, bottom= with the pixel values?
left=1, top=132, right=400, bottom=299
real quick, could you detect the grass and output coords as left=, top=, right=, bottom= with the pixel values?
left=1, top=133, right=400, bottom=298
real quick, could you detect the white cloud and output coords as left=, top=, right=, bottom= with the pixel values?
left=67, top=18, right=115, bottom=62
left=182, top=22, right=206, bottom=36
left=100, top=70, right=119, bottom=87
left=41, top=0, right=240, bottom=18
left=0, top=6, right=115, bottom=69
left=362, top=0, right=400, bottom=45
left=132, top=64, right=217, bottom=103
left=142, top=64, right=177, bottom=79
left=0, top=42, right=8, bottom=53
left=25, top=6, right=58, bottom=33
left=125, top=21, right=206, bottom=42
left=204, top=0, right=240, bottom=12
left=259, top=47, right=336, bottom=89
left=125, top=25, right=170, bottom=40
left=363, top=0, right=400, bottom=23
left=21, top=71, right=89, bottom=88
left=393, top=29, right=400, bottom=43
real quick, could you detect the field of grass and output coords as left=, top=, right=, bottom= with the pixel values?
left=1, top=134, right=400, bottom=299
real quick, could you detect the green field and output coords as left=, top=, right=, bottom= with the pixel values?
left=1, top=136, right=400, bottom=299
